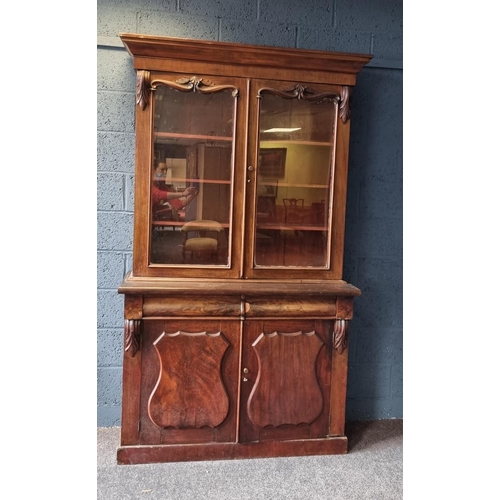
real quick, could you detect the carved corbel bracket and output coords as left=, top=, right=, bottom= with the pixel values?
left=339, top=86, right=352, bottom=123
left=333, top=319, right=349, bottom=354
left=136, top=70, right=151, bottom=110
left=124, top=319, right=141, bottom=357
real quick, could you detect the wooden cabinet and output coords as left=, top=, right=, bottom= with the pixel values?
left=117, top=33, right=371, bottom=464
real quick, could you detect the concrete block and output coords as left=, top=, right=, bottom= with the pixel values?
left=97, top=212, right=134, bottom=251
left=342, top=253, right=358, bottom=285
left=354, top=289, right=403, bottom=329
left=355, top=327, right=402, bottom=363
left=97, top=367, right=123, bottom=407
left=97, top=405, right=122, bottom=427
left=298, top=28, right=371, bottom=54
left=344, top=216, right=402, bottom=258
left=345, top=167, right=361, bottom=219
left=220, top=20, right=296, bottom=47
left=125, top=253, right=133, bottom=275
left=125, top=174, right=135, bottom=211
left=359, top=169, right=402, bottom=220
left=97, top=48, right=136, bottom=92
left=347, top=363, right=391, bottom=399
left=391, top=363, right=403, bottom=397
left=180, top=0, right=257, bottom=20
left=98, top=328, right=123, bottom=367
left=346, top=396, right=402, bottom=420
left=349, top=70, right=403, bottom=181
left=357, top=258, right=402, bottom=296
left=97, top=251, right=126, bottom=289
left=97, top=132, right=135, bottom=173
left=346, top=324, right=358, bottom=363
left=259, top=0, right=333, bottom=27
left=97, top=290, right=124, bottom=328
left=119, top=0, right=172, bottom=8
left=336, top=0, right=403, bottom=33
left=373, top=32, right=403, bottom=61
left=97, top=91, right=136, bottom=133
left=97, top=4, right=137, bottom=37
left=137, top=11, right=218, bottom=39
left=97, top=172, right=124, bottom=211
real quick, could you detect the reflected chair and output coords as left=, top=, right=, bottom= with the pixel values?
left=283, top=198, right=305, bottom=224
left=180, top=220, right=224, bottom=263
left=282, top=198, right=307, bottom=238
left=280, top=198, right=307, bottom=259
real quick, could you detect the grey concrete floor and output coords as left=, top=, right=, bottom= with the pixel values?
left=98, top=420, right=402, bottom=500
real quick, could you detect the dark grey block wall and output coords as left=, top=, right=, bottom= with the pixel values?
left=97, top=0, right=403, bottom=426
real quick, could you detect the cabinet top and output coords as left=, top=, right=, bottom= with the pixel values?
left=118, top=273, right=361, bottom=297
left=120, top=33, right=372, bottom=82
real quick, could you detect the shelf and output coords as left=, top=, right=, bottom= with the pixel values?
left=258, top=182, right=328, bottom=189
left=155, top=132, right=233, bottom=142
left=260, top=139, right=333, bottom=147
left=153, top=221, right=230, bottom=228
left=166, top=177, right=231, bottom=185
left=256, top=223, right=327, bottom=232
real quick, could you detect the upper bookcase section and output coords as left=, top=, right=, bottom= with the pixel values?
left=119, top=33, right=373, bottom=86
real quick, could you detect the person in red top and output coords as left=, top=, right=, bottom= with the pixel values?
left=152, top=162, right=199, bottom=220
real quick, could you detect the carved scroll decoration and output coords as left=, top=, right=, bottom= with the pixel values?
left=124, top=319, right=141, bottom=357
left=258, top=85, right=340, bottom=103
left=339, top=86, right=352, bottom=123
left=333, top=319, right=349, bottom=354
left=150, top=76, right=239, bottom=97
left=136, top=70, right=151, bottom=111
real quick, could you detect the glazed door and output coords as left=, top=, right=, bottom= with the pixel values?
left=244, top=79, right=348, bottom=280
left=138, top=319, right=241, bottom=445
left=239, top=319, right=333, bottom=443
left=132, top=72, right=247, bottom=278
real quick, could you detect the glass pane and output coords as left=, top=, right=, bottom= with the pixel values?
left=254, top=89, right=336, bottom=268
left=150, top=84, right=235, bottom=266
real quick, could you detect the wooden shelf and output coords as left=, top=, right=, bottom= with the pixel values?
left=166, top=177, right=231, bottom=185
left=259, top=182, right=328, bottom=189
left=153, top=221, right=230, bottom=228
left=260, top=139, right=333, bottom=147
left=155, top=132, right=233, bottom=142
left=256, top=223, right=327, bottom=232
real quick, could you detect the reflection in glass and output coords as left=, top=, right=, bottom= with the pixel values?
left=150, top=84, right=235, bottom=266
left=254, top=88, right=337, bottom=268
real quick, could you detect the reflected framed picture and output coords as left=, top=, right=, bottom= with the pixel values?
left=258, top=148, right=287, bottom=178
left=263, top=180, right=278, bottom=197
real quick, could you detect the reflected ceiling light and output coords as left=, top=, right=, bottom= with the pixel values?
left=263, top=127, right=301, bottom=133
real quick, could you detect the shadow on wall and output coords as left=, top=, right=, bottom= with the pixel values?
left=342, top=68, right=403, bottom=420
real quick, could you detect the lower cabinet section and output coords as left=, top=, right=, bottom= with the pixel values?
left=118, top=295, right=353, bottom=464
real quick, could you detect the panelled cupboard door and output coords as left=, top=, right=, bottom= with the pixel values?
left=244, top=79, right=350, bottom=280
left=132, top=72, right=248, bottom=279
left=138, top=320, right=241, bottom=445
left=239, top=320, right=333, bottom=443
